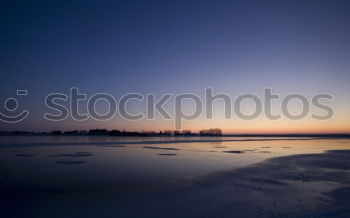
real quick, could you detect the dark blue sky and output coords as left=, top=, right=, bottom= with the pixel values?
left=1, top=0, right=350, bottom=132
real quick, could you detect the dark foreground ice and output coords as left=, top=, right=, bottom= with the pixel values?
left=1, top=150, right=350, bottom=217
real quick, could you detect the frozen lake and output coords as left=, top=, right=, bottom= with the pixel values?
left=1, top=136, right=350, bottom=193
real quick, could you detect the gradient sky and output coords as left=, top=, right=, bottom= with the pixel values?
left=1, top=0, right=350, bottom=133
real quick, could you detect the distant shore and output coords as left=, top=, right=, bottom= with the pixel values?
left=1, top=130, right=350, bottom=138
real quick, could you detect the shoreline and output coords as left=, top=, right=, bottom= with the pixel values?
left=1, top=131, right=350, bottom=139
left=163, top=150, right=350, bottom=217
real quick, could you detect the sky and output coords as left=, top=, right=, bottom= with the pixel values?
left=1, top=0, right=350, bottom=133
